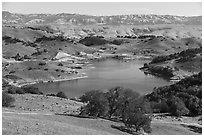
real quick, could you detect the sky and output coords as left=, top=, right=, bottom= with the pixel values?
left=2, top=2, right=202, bottom=16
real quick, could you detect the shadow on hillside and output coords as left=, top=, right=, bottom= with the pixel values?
left=111, top=125, right=138, bottom=135
left=180, top=124, right=202, bottom=134
left=55, top=113, right=98, bottom=119
left=55, top=113, right=124, bottom=123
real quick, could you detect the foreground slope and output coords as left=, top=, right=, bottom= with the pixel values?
left=2, top=94, right=201, bottom=135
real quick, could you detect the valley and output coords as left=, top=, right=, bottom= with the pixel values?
left=2, top=11, right=202, bottom=135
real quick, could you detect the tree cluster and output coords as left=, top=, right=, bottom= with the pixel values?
left=150, top=48, right=201, bottom=64
left=146, top=72, right=202, bottom=116
left=2, top=92, right=15, bottom=107
left=6, top=85, right=43, bottom=95
left=79, top=36, right=108, bottom=46
left=79, top=87, right=152, bottom=133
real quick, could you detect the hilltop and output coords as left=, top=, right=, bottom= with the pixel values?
left=2, top=11, right=202, bottom=25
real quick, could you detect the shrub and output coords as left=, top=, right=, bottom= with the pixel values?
left=151, top=101, right=169, bottom=113
left=2, top=79, right=9, bottom=88
left=23, top=55, right=31, bottom=59
left=186, top=86, right=202, bottom=99
left=105, top=87, right=125, bottom=118
left=9, top=70, right=15, bottom=74
left=79, top=36, right=108, bottom=46
left=2, top=92, right=15, bottom=107
left=176, top=92, right=201, bottom=115
left=122, top=97, right=152, bottom=133
left=106, top=87, right=141, bottom=118
left=3, top=36, right=22, bottom=44
left=168, top=96, right=189, bottom=116
left=38, top=62, right=46, bottom=66
left=148, top=66, right=174, bottom=78
left=46, top=93, right=56, bottom=97
left=58, top=63, right=63, bottom=66
left=131, top=97, right=152, bottom=114
left=80, top=91, right=109, bottom=117
left=186, top=96, right=202, bottom=115
left=79, top=90, right=103, bottom=103
left=22, top=86, right=43, bottom=95
left=28, top=67, right=32, bottom=70
left=61, top=70, right=65, bottom=73
left=123, top=111, right=152, bottom=133
left=7, top=86, right=25, bottom=94
left=80, top=87, right=142, bottom=118
left=111, top=39, right=123, bottom=45
left=56, top=91, right=67, bottom=99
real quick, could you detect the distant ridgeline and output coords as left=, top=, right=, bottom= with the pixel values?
left=2, top=11, right=202, bottom=25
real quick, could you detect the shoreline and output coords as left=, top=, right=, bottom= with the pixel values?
left=4, top=55, right=172, bottom=89
left=4, top=55, right=150, bottom=88
left=11, top=75, right=88, bottom=87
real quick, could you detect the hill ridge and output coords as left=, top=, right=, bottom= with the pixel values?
left=3, top=11, right=202, bottom=25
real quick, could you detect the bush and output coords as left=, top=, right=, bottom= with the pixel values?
left=58, top=63, right=63, bottom=66
left=135, top=97, right=152, bottom=114
left=22, top=86, right=43, bottom=95
left=2, top=79, right=9, bottom=88
left=186, top=86, right=202, bottom=99
left=56, top=91, right=67, bottom=99
left=23, top=55, right=31, bottom=59
left=46, top=93, right=56, bottom=97
left=151, top=101, right=170, bottom=113
left=186, top=96, right=202, bottom=115
left=2, top=92, right=15, bottom=107
left=123, top=111, right=152, bottom=133
left=3, top=36, right=22, bottom=44
left=79, top=90, right=103, bottom=103
left=38, top=62, right=46, bottom=66
left=111, top=39, right=123, bottom=45
left=80, top=91, right=109, bottom=117
left=176, top=92, right=202, bottom=115
left=7, top=86, right=25, bottom=94
left=105, top=87, right=138, bottom=118
left=168, top=96, right=189, bottom=116
left=147, top=66, right=174, bottom=78
left=28, top=67, right=32, bottom=70
left=79, top=36, right=108, bottom=46
left=122, top=97, right=152, bottom=133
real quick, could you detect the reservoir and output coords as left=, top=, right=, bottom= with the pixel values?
left=35, top=59, right=171, bottom=98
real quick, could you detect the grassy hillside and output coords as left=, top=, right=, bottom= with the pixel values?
left=2, top=11, right=202, bottom=135
left=140, top=48, right=202, bottom=80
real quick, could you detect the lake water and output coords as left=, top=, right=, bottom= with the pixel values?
left=34, top=59, right=171, bottom=98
